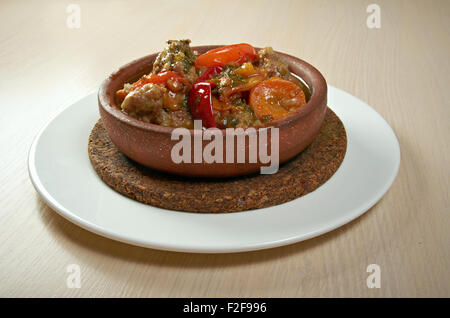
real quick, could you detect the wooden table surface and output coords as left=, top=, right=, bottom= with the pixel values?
left=1, top=0, right=449, bottom=297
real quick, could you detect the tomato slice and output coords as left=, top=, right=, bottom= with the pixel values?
left=194, top=44, right=258, bottom=68
left=249, top=77, right=306, bottom=121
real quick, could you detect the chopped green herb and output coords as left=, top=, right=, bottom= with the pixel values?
left=262, top=115, right=273, bottom=123
left=182, top=95, right=189, bottom=109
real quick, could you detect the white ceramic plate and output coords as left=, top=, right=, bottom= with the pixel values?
left=28, top=86, right=400, bottom=253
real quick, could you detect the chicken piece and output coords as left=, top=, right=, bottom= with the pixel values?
left=152, top=39, right=198, bottom=83
left=121, top=83, right=165, bottom=121
left=257, top=47, right=291, bottom=79
left=157, top=108, right=194, bottom=129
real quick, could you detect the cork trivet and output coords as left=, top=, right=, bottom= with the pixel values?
left=88, top=108, right=346, bottom=213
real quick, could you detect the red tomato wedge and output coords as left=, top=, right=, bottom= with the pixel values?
left=194, top=44, right=258, bottom=68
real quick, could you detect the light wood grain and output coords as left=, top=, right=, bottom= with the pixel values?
left=0, top=0, right=449, bottom=297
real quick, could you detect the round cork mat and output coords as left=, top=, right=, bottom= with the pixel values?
left=88, top=108, right=347, bottom=213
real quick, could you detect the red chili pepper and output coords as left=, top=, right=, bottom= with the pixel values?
left=194, top=44, right=258, bottom=68
left=186, top=66, right=223, bottom=128
left=130, top=70, right=189, bottom=91
left=117, top=70, right=190, bottom=99
left=188, top=82, right=217, bottom=128
left=195, top=66, right=223, bottom=83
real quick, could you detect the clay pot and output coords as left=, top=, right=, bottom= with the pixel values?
left=98, top=46, right=327, bottom=177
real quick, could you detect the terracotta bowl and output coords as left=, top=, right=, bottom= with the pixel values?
left=98, top=46, right=327, bottom=178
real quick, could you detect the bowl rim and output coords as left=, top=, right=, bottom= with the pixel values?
left=98, top=45, right=327, bottom=133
